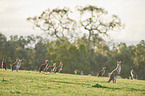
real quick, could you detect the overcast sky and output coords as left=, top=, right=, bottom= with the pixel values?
left=0, top=0, right=145, bottom=45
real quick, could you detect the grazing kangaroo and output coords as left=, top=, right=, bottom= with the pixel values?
left=39, top=60, right=49, bottom=73
left=2, top=58, right=7, bottom=70
left=55, top=61, right=63, bottom=73
left=130, top=69, right=138, bottom=80
left=97, top=67, right=106, bottom=77
left=12, top=59, right=22, bottom=72
left=107, top=61, right=121, bottom=83
left=46, top=63, right=56, bottom=73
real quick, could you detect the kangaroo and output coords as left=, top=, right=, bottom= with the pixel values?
left=39, top=60, right=49, bottom=73
left=2, top=58, right=7, bottom=70
left=46, top=63, right=56, bottom=73
left=107, top=61, right=121, bottom=83
left=130, top=69, right=138, bottom=80
left=97, top=67, right=106, bottom=77
left=55, top=61, right=63, bottom=73
left=12, top=59, right=22, bottom=72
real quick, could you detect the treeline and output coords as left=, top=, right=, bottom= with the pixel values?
left=0, top=5, right=145, bottom=80
left=0, top=33, right=145, bottom=79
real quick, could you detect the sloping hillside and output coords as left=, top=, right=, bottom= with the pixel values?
left=0, top=69, right=145, bottom=96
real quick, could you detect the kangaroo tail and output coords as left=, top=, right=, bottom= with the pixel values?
left=39, top=67, right=42, bottom=73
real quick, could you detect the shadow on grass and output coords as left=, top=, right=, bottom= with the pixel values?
left=2, top=78, right=8, bottom=82
left=92, top=83, right=108, bottom=88
left=92, top=83, right=145, bottom=92
left=92, top=83, right=120, bottom=90
left=48, top=78, right=145, bottom=92
left=49, top=80, right=90, bottom=86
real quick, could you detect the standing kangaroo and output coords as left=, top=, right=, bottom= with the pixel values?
left=39, top=60, right=49, bottom=73
left=2, top=58, right=7, bottom=70
left=46, top=63, right=56, bottom=73
left=12, top=59, right=22, bottom=72
left=130, top=69, right=138, bottom=80
left=107, top=61, right=121, bottom=83
left=97, top=67, right=106, bottom=77
left=55, top=61, right=63, bottom=73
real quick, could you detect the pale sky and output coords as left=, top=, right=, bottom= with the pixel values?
left=0, top=0, right=145, bottom=45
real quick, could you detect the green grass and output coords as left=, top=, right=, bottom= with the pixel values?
left=0, top=69, right=145, bottom=96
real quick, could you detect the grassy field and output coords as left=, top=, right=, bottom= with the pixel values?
left=0, top=69, right=145, bottom=96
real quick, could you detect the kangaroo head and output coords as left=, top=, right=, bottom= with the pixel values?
left=60, top=61, right=62, bottom=65
left=45, top=60, right=49, bottom=63
left=117, top=61, right=121, bottom=64
left=19, top=59, right=22, bottom=61
left=103, top=67, right=106, bottom=70
left=53, top=63, right=56, bottom=66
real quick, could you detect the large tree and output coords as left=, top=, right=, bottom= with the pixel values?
left=27, top=6, right=123, bottom=43
left=27, top=7, right=77, bottom=40
left=77, top=5, right=123, bottom=44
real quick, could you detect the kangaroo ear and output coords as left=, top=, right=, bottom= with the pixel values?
left=117, top=61, right=121, bottom=63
